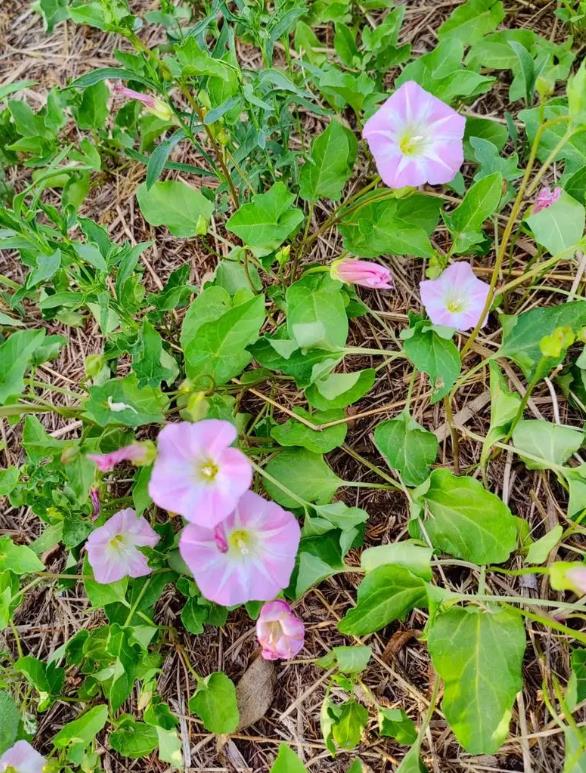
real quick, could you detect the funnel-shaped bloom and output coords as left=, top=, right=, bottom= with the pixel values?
left=149, top=421, right=252, bottom=528
left=363, top=81, right=465, bottom=189
left=331, top=258, right=393, bottom=289
left=533, top=186, right=561, bottom=213
left=419, top=262, right=490, bottom=331
left=0, top=740, right=46, bottom=773
left=256, top=600, right=305, bottom=660
left=111, top=82, right=173, bottom=121
left=86, top=508, right=159, bottom=584
left=88, top=442, right=154, bottom=473
left=179, top=491, right=300, bottom=606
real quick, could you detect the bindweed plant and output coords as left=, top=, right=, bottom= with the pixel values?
left=0, top=0, right=586, bottom=770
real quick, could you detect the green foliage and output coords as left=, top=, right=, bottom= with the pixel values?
left=136, top=180, right=214, bottom=238
left=271, top=744, right=308, bottom=772
left=374, top=412, right=438, bottom=486
left=443, top=172, right=503, bottom=252
left=189, top=672, right=239, bottom=734
left=402, top=319, right=461, bottom=403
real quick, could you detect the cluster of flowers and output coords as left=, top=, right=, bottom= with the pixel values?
left=87, top=420, right=305, bottom=660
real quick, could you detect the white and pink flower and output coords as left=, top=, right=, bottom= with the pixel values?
left=419, top=262, right=490, bottom=331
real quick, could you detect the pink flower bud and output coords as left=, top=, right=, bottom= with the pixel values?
left=533, top=186, right=561, bottom=214
left=111, top=82, right=173, bottom=122
left=330, top=258, right=393, bottom=289
left=88, top=441, right=155, bottom=473
left=90, top=487, right=101, bottom=520
left=256, top=600, right=305, bottom=660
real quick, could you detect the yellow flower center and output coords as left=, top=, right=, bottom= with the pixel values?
left=399, top=132, right=426, bottom=156
left=446, top=299, right=465, bottom=313
left=109, top=533, right=127, bottom=551
left=229, top=529, right=252, bottom=555
left=199, top=459, right=219, bottom=481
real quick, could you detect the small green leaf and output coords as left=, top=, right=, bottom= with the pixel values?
left=0, top=536, right=44, bottom=575
left=513, top=420, right=583, bottom=470
left=525, top=525, right=563, bottom=565
left=137, top=180, right=214, bottom=238
left=226, top=182, right=304, bottom=257
left=0, top=467, right=19, bottom=497
left=109, top=717, right=158, bottom=758
left=438, top=0, right=504, bottom=45
left=374, top=412, right=438, bottom=486
left=84, top=374, right=168, bottom=427
left=378, top=708, right=418, bottom=745
left=443, top=172, right=502, bottom=253
left=271, top=408, right=347, bottom=453
left=299, top=120, right=357, bottom=202
left=402, top=321, right=461, bottom=403
left=270, top=744, right=308, bottom=772
left=317, top=645, right=372, bottom=674
left=480, top=362, right=522, bottom=465
left=0, top=329, right=45, bottom=405
left=189, top=672, right=239, bottom=734
left=0, top=690, right=20, bottom=754
left=52, top=704, right=109, bottom=750
left=419, top=469, right=518, bottom=564
left=331, top=701, right=369, bottom=750
left=428, top=605, right=525, bottom=753
left=263, top=449, right=342, bottom=509
left=286, top=276, right=348, bottom=351
left=305, top=368, right=375, bottom=410
left=338, top=565, right=426, bottom=636
left=361, top=541, right=432, bottom=580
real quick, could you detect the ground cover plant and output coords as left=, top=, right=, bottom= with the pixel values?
left=0, top=0, right=586, bottom=770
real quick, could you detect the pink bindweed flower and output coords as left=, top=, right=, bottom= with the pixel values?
left=256, top=600, right=305, bottom=660
left=148, top=421, right=252, bottom=528
left=111, top=82, right=173, bottom=121
left=362, top=81, right=465, bottom=189
left=331, top=258, right=393, bottom=289
left=179, top=490, right=301, bottom=607
left=0, top=740, right=46, bottom=773
left=86, top=508, right=159, bottom=584
left=419, top=262, right=490, bottom=331
left=88, top=441, right=154, bottom=473
left=532, top=186, right=561, bottom=213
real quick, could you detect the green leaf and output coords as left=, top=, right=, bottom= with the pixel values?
left=498, top=301, right=586, bottom=379
left=360, top=541, right=433, bottom=580
left=294, top=533, right=346, bottom=596
left=564, top=464, right=586, bottom=519
left=0, top=467, right=19, bottom=497
left=132, top=320, right=178, bottom=387
left=374, top=412, right=438, bottom=486
left=378, top=708, right=417, bottom=745
left=263, top=448, right=342, bottom=509
left=331, top=701, right=369, bottom=750
left=305, top=368, right=375, bottom=410
left=136, top=180, right=214, bottom=238
left=0, top=329, right=45, bottom=405
left=420, top=469, right=518, bottom=564
left=317, top=645, right=372, bottom=674
left=226, top=182, right=304, bottom=257
left=396, top=743, right=428, bottom=773
left=84, top=374, right=168, bottom=427
left=270, top=744, right=308, bottom=772
left=271, top=408, right=347, bottom=453
left=0, top=536, right=44, bottom=575
left=437, top=0, right=504, bottom=45
left=428, top=605, right=525, bottom=754
left=402, top=321, right=461, bottom=403
left=512, top=420, right=583, bottom=470
left=526, top=191, right=585, bottom=256
left=443, top=172, right=502, bottom=253
left=183, top=294, right=265, bottom=387
left=0, top=690, right=20, bottom=754
left=525, top=525, right=563, bottom=565
left=339, top=195, right=440, bottom=258
left=480, top=362, right=522, bottom=466
left=15, top=655, right=64, bottom=712
left=75, top=81, right=109, bottom=131
left=568, top=649, right=586, bottom=709
left=299, top=120, right=357, bottom=201
left=286, top=277, right=348, bottom=351
left=109, top=717, right=158, bottom=758
left=508, top=41, right=535, bottom=104
left=189, top=672, right=239, bottom=733
left=338, top=565, right=426, bottom=636
left=53, top=704, right=109, bottom=751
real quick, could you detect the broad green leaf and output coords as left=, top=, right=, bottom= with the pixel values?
left=339, top=195, right=440, bottom=258
left=470, top=137, right=522, bottom=183
left=564, top=726, right=586, bottom=773
left=526, top=190, right=585, bottom=256
left=420, top=469, right=517, bottom=564
left=443, top=172, right=502, bottom=252
left=109, top=717, right=158, bottom=758
left=564, top=464, right=586, bottom=519
left=226, top=182, right=304, bottom=256
left=0, top=690, right=19, bottom=754
left=498, top=301, right=586, bottom=379
left=132, top=320, right=178, bottom=387
left=136, top=180, right=214, bottom=238
left=183, top=294, right=265, bottom=386
left=317, top=645, right=372, bottom=674
left=402, top=320, right=461, bottom=403
left=0, top=329, right=45, bottom=405
left=15, top=655, right=64, bottom=712
left=525, top=525, right=563, bottom=564
left=0, top=467, right=19, bottom=497
left=568, top=649, right=586, bottom=710
left=508, top=41, right=535, bottom=104
left=294, top=533, right=346, bottom=596
left=84, top=374, right=168, bottom=427
left=305, top=368, right=375, bottom=410
left=318, top=67, right=375, bottom=116
left=428, top=605, right=525, bottom=753
left=271, top=408, right=347, bottom=453
left=338, top=565, right=426, bottom=636
left=155, top=726, right=183, bottom=768
left=331, top=701, right=369, bottom=750
left=52, top=704, right=109, bottom=750
left=286, top=277, right=348, bottom=350
left=180, top=286, right=231, bottom=347
left=480, top=362, right=522, bottom=466
left=396, top=743, right=428, bottom=773
left=0, top=536, right=44, bottom=575
left=360, top=541, right=432, bottom=580
left=189, top=672, right=239, bottom=733
left=378, top=708, right=417, bottom=745
left=512, top=420, right=583, bottom=470
left=270, top=744, right=308, bottom=772
left=438, top=0, right=504, bottom=45
left=263, top=448, right=342, bottom=508
left=299, top=120, right=357, bottom=201
left=374, top=412, right=438, bottom=486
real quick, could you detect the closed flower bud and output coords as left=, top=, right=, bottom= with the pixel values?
left=256, top=600, right=305, bottom=660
